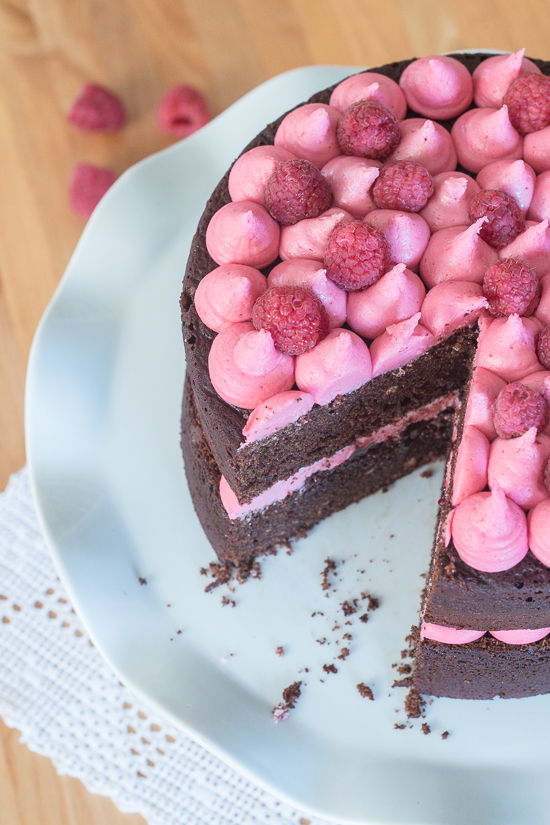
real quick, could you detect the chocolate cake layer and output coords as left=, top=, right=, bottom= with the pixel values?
left=181, top=376, right=454, bottom=566
left=414, top=635, right=550, bottom=699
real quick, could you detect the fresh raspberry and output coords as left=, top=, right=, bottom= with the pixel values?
left=503, top=74, right=550, bottom=135
left=337, top=101, right=400, bottom=161
left=324, top=221, right=391, bottom=291
left=156, top=85, right=210, bottom=137
left=468, top=189, right=525, bottom=249
left=493, top=382, right=549, bottom=438
left=67, top=84, right=126, bottom=132
left=482, top=258, right=539, bottom=317
left=252, top=286, right=329, bottom=355
left=545, top=459, right=550, bottom=494
left=69, top=163, right=116, bottom=217
left=537, top=324, right=550, bottom=369
left=373, top=161, right=434, bottom=212
left=264, top=159, right=332, bottom=226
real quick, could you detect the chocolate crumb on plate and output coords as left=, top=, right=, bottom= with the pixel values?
left=323, top=663, right=338, bottom=674
left=321, top=558, right=336, bottom=590
left=442, top=731, right=450, bottom=739
left=357, top=683, right=374, bottom=699
left=421, top=723, right=431, bottom=735
left=276, top=646, right=284, bottom=657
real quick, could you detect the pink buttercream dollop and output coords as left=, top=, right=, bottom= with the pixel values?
left=477, top=159, right=536, bottom=216
left=421, top=622, right=486, bottom=645
left=295, top=328, right=372, bottom=406
left=463, top=366, right=506, bottom=441
left=267, top=258, right=347, bottom=329
left=451, top=425, right=490, bottom=507
left=228, top=145, right=295, bottom=204
left=419, top=171, right=480, bottom=232
left=329, top=72, right=407, bottom=120
left=347, top=263, right=425, bottom=340
left=279, top=207, right=352, bottom=262
left=451, top=106, right=523, bottom=175
left=528, top=171, right=550, bottom=223
left=499, top=219, right=550, bottom=278
left=421, top=281, right=488, bottom=339
left=488, top=428, right=550, bottom=510
left=534, top=274, right=550, bottom=325
left=490, top=628, right=550, bottom=644
left=419, top=219, right=499, bottom=289
left=364, top=209, right=431, bottom=270
left=321, top=156, right=380, bottom=218
left=475, top=314, right=542, bottom=382
left=386, top=118, right=457, bottom=176
left=194, top=264, right=267, bottom=332
left=472, top=50, right=541, bottom=109
left=370, top=313, right=434, bottom=378
left=274, top=103, right=341, bottom=169
left=242, top=391, right=315, bottom=443
left=451, top=482, right=529, bottom=573
left=399, top=56, right=473, bottom=120
left=206, top=201, right=280, bottom=268
left=208, top=322, right=294, bottom=409
left=528, top=498, right=550, bottom=566
left=524, top=126, right=550, bottom=174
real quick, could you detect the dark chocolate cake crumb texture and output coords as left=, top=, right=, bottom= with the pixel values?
left=357, top=683, right=374, bottom=700
left=323, top=664, right=338, bottom=674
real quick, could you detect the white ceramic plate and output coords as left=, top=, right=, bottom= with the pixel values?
left=26, top=64, right=550, bottom=825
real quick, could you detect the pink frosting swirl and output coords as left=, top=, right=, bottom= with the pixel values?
left=524, top=126, right=550, bottom=174
left=321, top=157, right=380, bottom=218
left=534, top=273, right=550, bottom=325
left=490, top=628, right=550, bottom=644
left=419, top=171, right=480, bottom=232
left=364, top=209, right=431, bottom=270
left=329, top=72, right=407, bottom=120
left=194, top=264, right=267, bottom=332
left=274, top=103, right=341, bottom=168
left=370, top=313, right=434, bottom=378
left=488, top=428, right=550, bottom=510
left=267, top=259, right=347, bottom=328
left=472, top=50, right=541, bottom=109
left=242, top=391, right=315, bottom=443
left=279, top=208, right=352, bottom=262
left=451, top=106, right=523, bottom=175
left=208, top=322, right=294, bottom=409
left=421, top=281, right=488, bottom=339
left=419, top=219, right=499, bottom=289
left=421, top=622, right=486, bottom=644
left=347, top=263, right=425, bottom=340
left=528, top=171, right=550, bottom=223
left=206, top=201, right=280, bottom=268
left=295, top=328, right=372, bottom=405
left=499, top=219, right=550, bottom=278
left=475, top=314, right=542, bottom=382
left=228, top=145, right=295, bottom=204
left=463, top=366, right=506, bottom=441
left=386, top=118, right=457, bottom=175
left=451, top=425, right=490, bottom=507
left=528, top=498, right=550, bottom=566
left=477, top=159, right=536, bottom=216
left=399, top=56, right=473, bottom=120
left=451, top=482, right=529, bottom=573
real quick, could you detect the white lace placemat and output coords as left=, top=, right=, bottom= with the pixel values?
left=0, top=468, right=329, bottom=825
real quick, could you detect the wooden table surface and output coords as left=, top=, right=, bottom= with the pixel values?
left=1, top=0, right=550, bottom=822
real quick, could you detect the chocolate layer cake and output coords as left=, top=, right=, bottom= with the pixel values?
left=181, top=52, right=550, bottom=699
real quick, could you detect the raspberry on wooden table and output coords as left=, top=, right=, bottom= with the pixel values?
left=337, top=100, right=400, bottom=161
left=482, top=258, right=539, bottom=316
left=493, top=382, right=549, bottom=438
left=264, top=159, right=332, bottom=226
left=324, top=221, right=391, bottom=291
left=157, top=85, right=210, bottom=137
left=503, top=74, right=550, bottom=135
left=68, top=84, right=126, bottom=131
left=69, top=163, right=116, bottom=217
left=373, top=161, right=434, bottom=212
left=537, top=324, right=550, bottom=369
left=468, top=189, right=525, bottom=249
left=252, top=286, right=329, bottom=355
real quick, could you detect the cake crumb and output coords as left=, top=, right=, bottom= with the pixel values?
left=338, top=647, right=350, bottom=660
left=343, top=632, right=352, bottom=641
left=272, top=680, right=302, bottom=723
left=441, top=731, right=449, bottom=740
left=394, top=723, right=406, bottom=730
left=421, top=723, right=431, bottom=735
left=392, top=677, right=413, bottom=688
left=397, top=664, right=412, bottom=675
left=421, top=469, right=434, bottom=478
left=364, top=595, right=380, bottom=612
left=359, top=614, right=369, bottom=623
left=316, top=637, right=327, bottom=645
left=332, top=624, right=340, bottom=631
left=323, top=664, right=337, bottom=674
left=276, top=646, right=284, bottom=657
left=138, top=578, right=147, bottom=586
left=321, top=558, right=337, bottom=590
left=357, top=683, right=374, bottom=699
left=221, top=595, right=236, bottom=608
left=341, top=599, right=358, bottom=616
left=204, top=561, right=233, bottom=592
left=405, top=688, right=426, bottom=719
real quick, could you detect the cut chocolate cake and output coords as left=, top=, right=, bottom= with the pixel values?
left=181, top=51, right=550, bottom=700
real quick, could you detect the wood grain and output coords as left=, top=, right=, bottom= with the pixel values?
left=0, top=0, right=549, bottom=821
